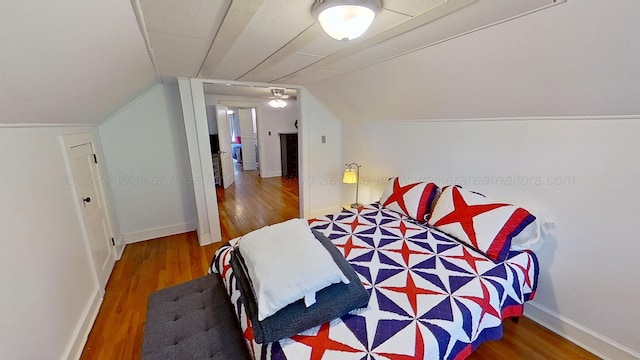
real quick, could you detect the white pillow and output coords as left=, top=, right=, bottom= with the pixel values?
left=509, top=210, right=553, bottom=251
left=238, top=218, right=349, bottom=321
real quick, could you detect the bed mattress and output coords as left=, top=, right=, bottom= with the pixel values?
left=211, top=203, right=538, bottom=359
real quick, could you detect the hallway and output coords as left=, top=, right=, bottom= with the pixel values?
left=215, top=164, right=299, bottom=241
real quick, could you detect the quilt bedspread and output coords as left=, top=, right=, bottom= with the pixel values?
left=211, top=203, right=539, bottom=360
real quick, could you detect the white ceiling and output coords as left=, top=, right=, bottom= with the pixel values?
left=0, top=0, right=561, bottom=124
left=1, top=0, right=156, bottom=125
left=138, top=0, right=561, bottom=90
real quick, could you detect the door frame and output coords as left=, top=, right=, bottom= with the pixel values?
left=178, top=78, right=306, bottom=245
left=178, top=78, right=221, bottom=246
left=60, top=132, right=118, bottom=291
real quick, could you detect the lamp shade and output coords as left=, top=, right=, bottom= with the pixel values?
left=312, top=0, right=382, bottom=41
left=343, top=168, right=358, bottom=184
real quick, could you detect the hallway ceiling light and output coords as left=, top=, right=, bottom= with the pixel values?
left=268, top=88, right=288, bottom=109
left=312, top=0, right=382, bottom=41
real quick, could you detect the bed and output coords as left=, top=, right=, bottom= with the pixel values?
left=211, top=181, right=540, bottom=360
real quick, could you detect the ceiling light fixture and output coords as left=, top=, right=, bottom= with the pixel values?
left=268, top=88, right=288, bottom=109
left=312, top=0, right=382, bottom=41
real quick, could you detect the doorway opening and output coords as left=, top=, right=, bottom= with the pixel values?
left=199, top=82, right=301, bottom=241
left=227, top=107, right=259, bottom=174
left=206, top=106, right=260, bottom=188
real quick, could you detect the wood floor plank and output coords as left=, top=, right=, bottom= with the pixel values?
left=80, top=166, right=599, bottom=360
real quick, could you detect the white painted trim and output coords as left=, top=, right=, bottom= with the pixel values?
left=131, top=0, right=160, bottom=77
left=197, top=78, right=301, bottom=91
left=260, top=170, right=282, bottom=178
left=190, top=79, right=223, bottom=244
left=525, top=302, right=640, bottom=360
left=298, top=90, right=310, bottom=218
left=309, top=206, right=342, bottom=219
left=198, top=232, right=213, bottom=246
left=178, top=78, right=212, bottom=246
left=242, top=161, right=257, bottom=169
left=0, top=123, right=95, bottom=128
left=62, top=286, right=102, bottom=360
left=123, top=222, right=197, bottom=244
left=217, top=100, right=263, bottom=108
left=385, top=114, right=640, bottom=123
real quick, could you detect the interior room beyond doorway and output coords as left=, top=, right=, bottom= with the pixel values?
left=202, top=83, right=301, bottom=243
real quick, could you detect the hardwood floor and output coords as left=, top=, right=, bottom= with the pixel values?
left=216, top=162, right=299, bottom=240
left=80, top=166, right=599, bottom=360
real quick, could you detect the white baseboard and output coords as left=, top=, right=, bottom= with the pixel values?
left=260, top=170, right=282, bottom=178
left=242, top=161, right=257, bottom=170
left=524, top=302, right=640, bottom=360
left=63, top=286, right=103, bottom=360
left=309, top=206, right=342, bottom=218
left=124, top=222, right=197, bottom=244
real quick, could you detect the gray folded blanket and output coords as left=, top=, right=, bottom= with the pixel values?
left=230, top=229, right=370, bottom=344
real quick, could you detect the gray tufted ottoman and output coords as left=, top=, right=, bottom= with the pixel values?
left=142, top=274, right=252, bottom=360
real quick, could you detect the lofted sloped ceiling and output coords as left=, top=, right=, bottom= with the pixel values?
left=0, top=0, right=562, bottom=125
left=1, top=1, right=157, bottom=125
left=137, top=0, right=562, bottom=88
left=305, top=0, right=640, bottom=123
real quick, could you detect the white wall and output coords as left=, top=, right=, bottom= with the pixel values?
left=342, top=118, right=640, bottom=359
left=306, top=0, right=640, bottom=358
left=100, top=83, right=197, bottom=243
left=0, top=126, right=103, bottom=360
left=256, top=102, right=298, bottom=177
left=298, top=88, right=343, bottom=217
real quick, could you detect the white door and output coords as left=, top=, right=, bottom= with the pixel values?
left=69, top=143, right=115, bottom=288
left=238, top=108, right=257, bottom=170
left=216, top=105, right=235, bottom=189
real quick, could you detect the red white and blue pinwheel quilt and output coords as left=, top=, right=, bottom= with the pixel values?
left=212, top=203, right=538, bottom=359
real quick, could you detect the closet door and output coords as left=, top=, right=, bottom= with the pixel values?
left=279, top=133, right=298, bottom=178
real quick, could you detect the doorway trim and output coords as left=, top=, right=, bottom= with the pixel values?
left=178, top=78, right=220, bottom=245
left=178, top=78, right=306, bottom=245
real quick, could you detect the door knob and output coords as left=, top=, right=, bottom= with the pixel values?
left=82, top=197, right=91, bottom=204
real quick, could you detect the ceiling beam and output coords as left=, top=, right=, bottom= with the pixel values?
left=274, top=0, right=476, bottom=83
left=197, top=0, right=265, bottom=78
left=237, top=22, right=325, bottom=82
left=131, top=0, right=160, bottom=78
